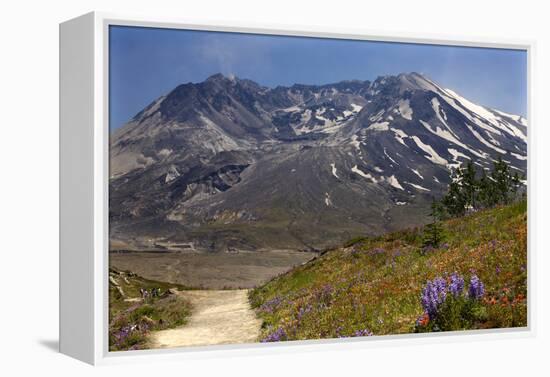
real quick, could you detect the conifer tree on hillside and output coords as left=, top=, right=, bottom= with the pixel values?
left=442, top=168, right=467, bottom=217
left=441, top=156, right=524, bottom=217
left=478, top=169, right=496, bottom=208
left=461, top=161, right=478, bottom=210
left=423, top=197, right=445, bottom=249
left=511, top=172, right=523, bottom=199
left=491, top=157, right=514, bottom=205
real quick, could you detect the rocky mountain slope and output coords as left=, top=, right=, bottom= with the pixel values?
left=109, top=73, right=527, bottom=252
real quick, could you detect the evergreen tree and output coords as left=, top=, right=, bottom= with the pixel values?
left=423, top=197, right=445, bottom=248
left=491, top=157, right=513, bottom=204
left=511, top=172, right=522, bottom=200
left=442, top=168, right=466, bottom=217
left=478, top=169, right=496, bottom=208
left=461, top=161, right=478, bottom=210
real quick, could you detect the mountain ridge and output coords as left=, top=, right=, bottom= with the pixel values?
left=109, top=72, right=527, bottom=252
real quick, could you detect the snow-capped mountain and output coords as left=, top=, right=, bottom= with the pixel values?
left=109, top=72, right=527, bottom=252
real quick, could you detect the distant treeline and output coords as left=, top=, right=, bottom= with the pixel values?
left=442, top=157, right=525, bottom=217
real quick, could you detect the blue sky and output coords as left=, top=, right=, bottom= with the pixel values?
left=109, top=25, right=527, bottom=130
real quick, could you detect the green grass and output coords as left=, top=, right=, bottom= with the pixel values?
left=109, top=269, right=192, bottom=351
left=249, top=200, right=527, bottom=341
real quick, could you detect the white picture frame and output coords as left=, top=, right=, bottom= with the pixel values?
left=59, top=11, right=535, bottom=365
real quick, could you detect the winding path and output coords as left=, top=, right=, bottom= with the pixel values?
left=149, top=289, right=261, bottom=348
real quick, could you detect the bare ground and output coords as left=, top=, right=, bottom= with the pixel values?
left=148, top=289, right=261, bottom=348
left=110, top=250, right=315, bottom=289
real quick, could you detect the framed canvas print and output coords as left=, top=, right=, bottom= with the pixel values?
left=59, top=12, right=533, bottom=365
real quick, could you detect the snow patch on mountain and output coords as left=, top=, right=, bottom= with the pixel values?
left=343, top=109, right=354, bottom=117
left=448, top=148, right=471, bottom=162
left=419, top=120, right=484, bottom=158
left=494, top=109, right=524, bottom=123
left=431, top=98, right=460, bottom=139
left=352, top=165, right=378, bottom=183
left=330, top=163, right=339, bottom=179
left=315, top=109, right=337, bottom=129
left=165, top=165, right=180, bottom=183
left=351, top=103, right=363, bottom=112
left=368, top=121, right=390, bottom=131
left=391, top=128, right=409, bottom=146
left=350, top=134, right=362, bottom=151
left=511, top=152, right=527, bottom=161
left=425, top=84, right=502, bottom=137
left=466, top=125, right=507, bottom=154
left=406, top=182, right=430, bottom=192
left=301, top=109, right=312, bottom=123
left=386, top=175, right=404, bottom=190
left=282, top=105, right=301, bottom=112
left=384, top=148, right=399, bottom=165
left=445, top=89, right=498, bottom=123
left=486, top=132, right=501, bottom=146
left=503, top=123, right=527, bottom=143
left=411, top=136, right=448, bottom=166
left=397, top=99, right=413, bottom=120
left=447, top=91, right=527, bottom=142
left=490, top=115, right=528, bottom=142
left=411, top=168, right=424, bottom=180
left=324, top=192, right=333, bottom=206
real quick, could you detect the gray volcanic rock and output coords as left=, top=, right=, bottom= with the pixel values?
left=109, top=73, right=527, bottom=252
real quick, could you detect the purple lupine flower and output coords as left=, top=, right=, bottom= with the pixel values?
left=339, top=329, right=374, bottom=338
left=112, top=326, right=131, bottom=344
left=297, top=304, right=312, bottom=320
left=448, top=272, right=465, bottom=297
left=260, top=296, right=283, bottom=313
left=261, top=327, right=287, bottom=342
left=314, top=284, right=334, bottom=306
left=495, top=265, right=501, bottom=274
left=421, top=277, right=447, bottom=319
left=468, top=275, right=485, bottom=299
left=434, top=277, right=447, bottom=300
left=353, top=329, right=373, bottom=337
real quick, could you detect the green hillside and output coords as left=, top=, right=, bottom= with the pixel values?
left=249, top=200, right=527, bottom=341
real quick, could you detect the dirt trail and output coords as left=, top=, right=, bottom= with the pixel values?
left=149, top=289, right=261, bottom=348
